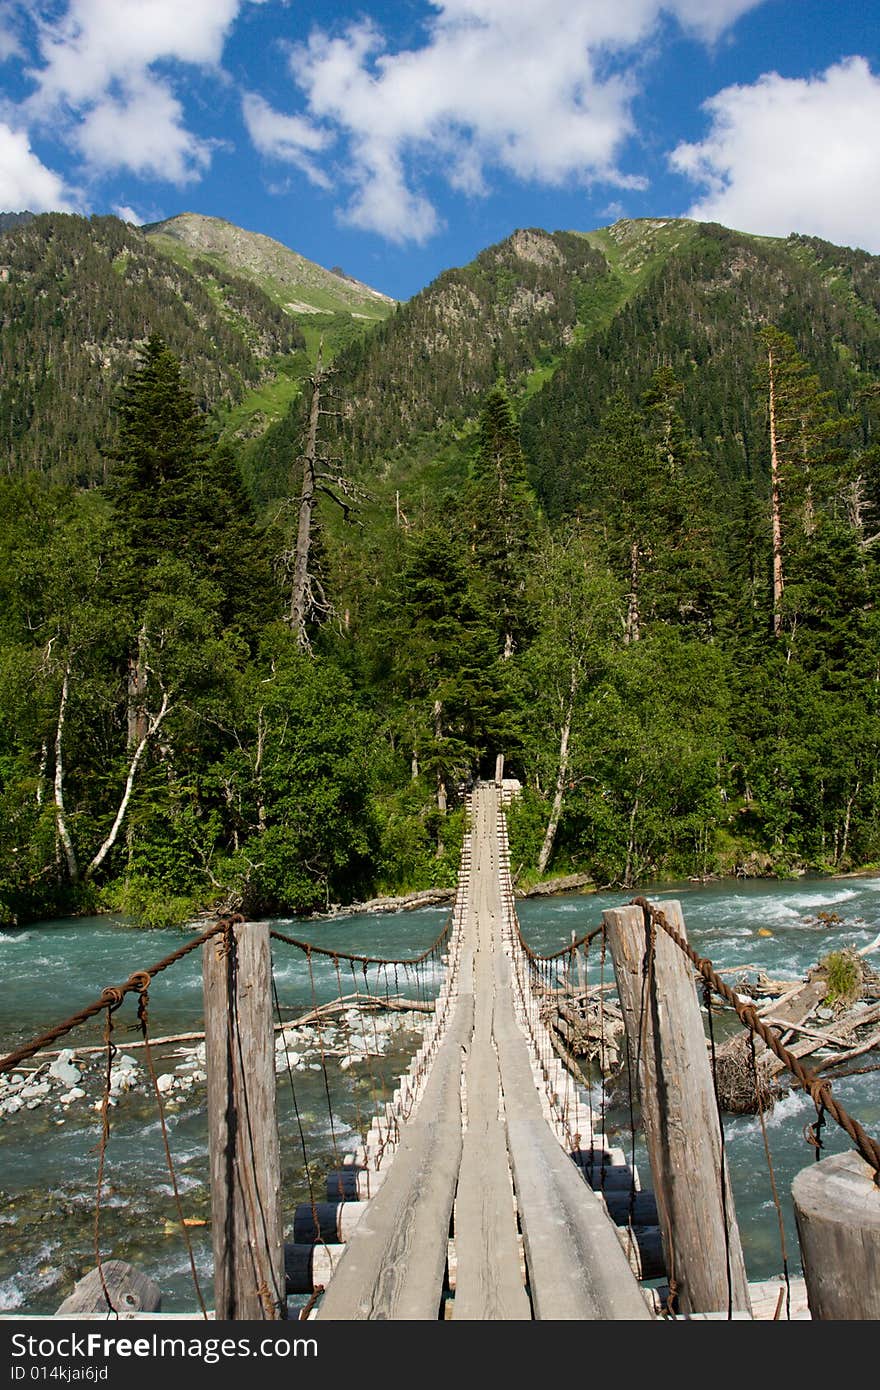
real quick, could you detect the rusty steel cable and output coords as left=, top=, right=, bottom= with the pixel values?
left=269, top=915, right=453, bottom=969
left=93, top=999, right=121, bottom=1317
left=0, top=919, right=233, bottom=1074
left=749, top=1030, right=792, bottom=1320
left=136, top=981, right=209, bottom=1320
left=703, top=980, right=734, bottom=1321
left=631, top=896, right=880, bottom=1178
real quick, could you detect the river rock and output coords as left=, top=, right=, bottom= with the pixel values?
left=2, top=1097, right=23, bottom=1115
left=59, top=1087, right=86, bottom=1105
left=20, top=1082, right=50, bottom=1100
left=49, top=1050, right=81, bottom=1087
left=156, top=1073, right=175, bottom=1094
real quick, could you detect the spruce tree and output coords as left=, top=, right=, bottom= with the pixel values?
left=466, top=387, right=536, bottom=659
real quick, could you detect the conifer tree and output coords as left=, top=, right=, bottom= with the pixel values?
left=756, top=326, right=851, bottom=636
left=467, top=387, right=536, bottom=659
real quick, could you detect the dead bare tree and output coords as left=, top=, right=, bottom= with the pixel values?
left=286, top=346, right=365, bottom=651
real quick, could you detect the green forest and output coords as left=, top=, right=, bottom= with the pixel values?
left=1, top=213, right=879, bottom=928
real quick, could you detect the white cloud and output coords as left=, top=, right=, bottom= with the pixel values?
left=74, top=75, right=211, bottom=184
left=241, top=91, right=332, bottom=189
left=0, top=3, right=22, bottom=63
left=278, top=0, right=762, bottom=242
left=113, top=203, right=142, bottom=224
left=670, top=57, right=880, bottom=252
left=0, top=121, right=77, bottom=210
left=29, top=0, right=242, bottom=109
left=20, top=0, right=258, bottom=184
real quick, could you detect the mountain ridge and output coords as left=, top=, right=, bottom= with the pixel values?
left=143, top=211, right=395, bottom=319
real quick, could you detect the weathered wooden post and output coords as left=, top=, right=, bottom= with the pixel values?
left=792, top=1150, right=880, bottom=1318
left=203, top=918, right=286, bottom=1319
left=603, top=900, right=751, bottom=1316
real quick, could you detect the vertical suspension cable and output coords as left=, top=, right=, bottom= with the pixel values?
left=306, top=948, right=340, bottom=1168
left=704, top=981, right=733, bottom=1322
left=748, top=1031, right=791, bottom=1320
left=272, top=971, right=318, bottom=1214
left=93, top=997, right=120, bottom=1317
left=137, top=982, right=208, bottom=1319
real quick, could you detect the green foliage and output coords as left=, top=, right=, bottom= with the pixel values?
left=820, top=950, right=862, bottom=1008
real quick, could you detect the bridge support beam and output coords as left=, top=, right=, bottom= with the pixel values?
left=203, top=920, right=286, bottom=1320
left=792, top=1149, right=880, bottom=1319
left=603, top=900, right=751, bottom=1317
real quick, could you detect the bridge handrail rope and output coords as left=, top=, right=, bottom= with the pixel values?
left=0, top=910, right=455, bottom=1078
left=513, top=920, right=605, bottom=963
left=269, top=914, right=453, bottom=967
left=0, top=916, right=235, bottom=1074
left=631, top=895, right=880, bottom=1178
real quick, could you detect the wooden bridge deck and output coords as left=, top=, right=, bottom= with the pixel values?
left=316, top=784, right=650, bottom=1320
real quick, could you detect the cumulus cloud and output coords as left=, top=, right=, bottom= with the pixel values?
left=0, top=122, right=77, bottom=210
left=670, top=57, right=880, bottom=252
left=74, top=77, right=211, bottom=184
left=241, top=91, right=332, bottom=189
left=274, top=0, right=763, bottom=242
left=0, top=3, right=21, bottom=63
left=21, top=0, right=255, bottom=183
left=28, top=0, right=242, bottom=109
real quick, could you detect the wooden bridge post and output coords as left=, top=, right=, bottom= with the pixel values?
left=603, top=900, right=751, bottom=1316
left=792, top=1150, right=880, bottom=1318
left=203, top=919, right=286, bottom=1320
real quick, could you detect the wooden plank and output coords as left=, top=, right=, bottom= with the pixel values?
left=453, top=817, right=531, bottom=1320
left=56, top=1262, right=161, bottom=1315
left=314, top=994, right=473, bottom=1320
left=604, top=901, right=751, bottom=1317
left=203, top=921, right=285, bottom=1320
left=491, top=912, right=650, bottom=1311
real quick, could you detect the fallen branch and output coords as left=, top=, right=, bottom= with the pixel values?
left=27, top=996, right=434, bottom=1059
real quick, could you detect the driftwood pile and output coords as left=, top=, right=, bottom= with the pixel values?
left=539, top=931, right=880, bottom=1115
left=541, top=984, right=626, bottom=1084
left=711, top=937, right=880, bottom=1114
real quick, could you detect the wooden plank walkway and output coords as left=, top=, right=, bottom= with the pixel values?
left=316, top=784, right=650, bottom=1321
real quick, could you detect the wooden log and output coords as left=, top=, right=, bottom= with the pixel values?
left=792, top=1149, right=880, bottom=1319
left=56, top=1262, right=161, bottom=1315
left=292, top=1200, right=367, bottom=1244
left=325, top=1166, right=385, bottom=1201
left=601, top=1189, right=659, bottom=1227
left=617, top=1225, right=666, bottom=1281
left=284, top=1243, right=345, bottom=1295
left=603, top=900, right=751, bottom=1316
left=203, top=921, right=285, bottom=1320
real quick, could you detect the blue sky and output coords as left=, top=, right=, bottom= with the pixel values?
left=0, top=1, right=878, bottom=300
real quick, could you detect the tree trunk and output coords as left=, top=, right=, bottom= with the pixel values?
left=85, top=691, right=172, bottom=879
left=537, top=674, right=576, bottom=876
left=624, top=792, right=640, bottom=888
left=624, top=540, right=640, bottom=645
left=36, top=741, right=48, bottom=807
left=53, top=664, right=79, bottom=884
left=255, top=706, right=267, bottom=833
left=767, top=343, right=785, bottom=637
left=288, top=357, right=324, bottom=650
left=433, top=700, right=446, bottom=814
left=126, top=625, right=148, bottom=749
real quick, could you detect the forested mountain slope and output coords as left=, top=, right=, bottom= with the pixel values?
left=0, top=213, right=878, bottom=931
left=0, top=213, right=305, bottom=485
left=249, top=218, right=880, bottom=518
